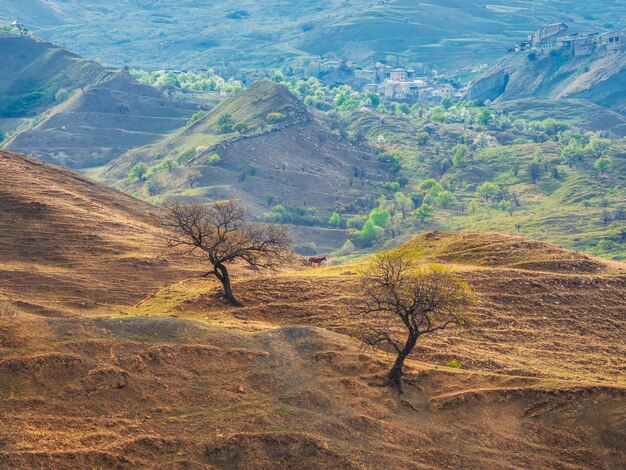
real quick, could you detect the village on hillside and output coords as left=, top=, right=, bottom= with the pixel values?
left=513, top=23, right=625, bottom=56
left=320, top=59, right=463, bottom=102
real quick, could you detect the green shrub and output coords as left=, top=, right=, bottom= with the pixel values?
left=265, top=204, right=321, bottom=226
left=377, top=152, right=402, bottom=175
left=357, top=220, right=385, bottom=245
left=55, top=88, right=70, bottom=103
left=144, top=177, right=163, bottom=196
left=446, top=359, right=462, bottom=369
left=384, top=181, right=401, bottom=192
left=233, top=122, right=248, bottom=134
left=153, top=157, right=177, bottom=173
left=328, top=212, right=341, bottom=227
left=217, top=113, right=233, bottom=133
left=266, top=112, right=285, bottom=124
left=414, top=203, right=436, bottom=222
left=593, top=157, right=611, bottom=175
left=368, top=207, right=390, bottom=228
left=207, top=154, right=221, bottom=165
left=187, top=110, right=206, bottom=126
left=128, top=163, right=148, bottom=182
left=347, top=215, right=367, bottom=230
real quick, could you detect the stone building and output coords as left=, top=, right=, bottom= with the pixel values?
left=558, top=33, right=599, bottom=56
left=601, top=31, right=625, bottom=51
left=532, top=23, right=569, bottom=46
left=354, top=69, right=377, bottom=82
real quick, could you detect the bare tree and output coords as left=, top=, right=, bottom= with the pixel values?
left=359, top=250, right=472, bottom=389
left=187, top=170, right=202, bottom=189
left=162, top=199, right=291, bottom=305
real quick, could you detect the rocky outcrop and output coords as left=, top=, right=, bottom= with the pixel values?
left=466, top=49, right=626, bottom=115
left=466, top=69, right=509, bottom=101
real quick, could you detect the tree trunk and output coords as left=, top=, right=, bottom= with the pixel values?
left=214, top=264, right=241, bottom=306
left=388, top=333, right=418, bottom=389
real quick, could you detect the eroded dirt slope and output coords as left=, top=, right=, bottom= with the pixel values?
left=0, top=314, right=624, bottom=469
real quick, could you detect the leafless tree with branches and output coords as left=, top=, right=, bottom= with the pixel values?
left=162, top=199, right=291, bottom=306
left=359, top=250, right=472, bottom=389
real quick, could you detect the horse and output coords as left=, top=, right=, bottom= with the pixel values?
left=308, top=256, right=327, bottom=267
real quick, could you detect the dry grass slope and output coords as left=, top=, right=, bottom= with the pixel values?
left=0, top=151, right=203, bottom=315
left=0, top=314, right=624, bottom=469
left=0, top=155, right=624, bottom=468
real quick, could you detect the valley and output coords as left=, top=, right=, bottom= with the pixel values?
left=0, top=3, right=625, bottom=469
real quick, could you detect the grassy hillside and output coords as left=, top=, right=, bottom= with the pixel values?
left=494, top=99, right=626, bottom=137
left=2, top=232, right=623, bottom=467
left=0, top=150, right=203, bottom=315
left=2, top=1, right=624, bottom=70
left=343, top=99, right=626, bottom=261
left=0, top=36, right=197, bottom=168
left=5, top=71, right=196, bottom=168
left=100, top=82, right=388, bottom=253
left=106, top=80, right=310, bottom=175
left=0, top=35, right=107, bottom=125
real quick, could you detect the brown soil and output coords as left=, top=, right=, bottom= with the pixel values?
left=1, top=156, right=624, bottom=469
left=0, top=151, right=204, bottom=315
left=1, top=315, right=624, bottom=469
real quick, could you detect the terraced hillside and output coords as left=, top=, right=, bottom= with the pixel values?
left=0, top=36, right=196, bottom=168
left=344, top=102, right=626, bottom=260
left=494, top=99, right=626, bottom=137
left=5, top=71, right=196, bottom=168
left=2, top=0, right=624, bottom=70
left=102, top=81, right=387, bottom=252
left=0, top=151, right=203, bottom=315
left=0, top=35, right=107, bottom=135
left=1, top=231, right=624, bottom=468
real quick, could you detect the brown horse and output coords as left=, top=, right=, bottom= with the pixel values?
left=308, top=256, right=327, bottom=267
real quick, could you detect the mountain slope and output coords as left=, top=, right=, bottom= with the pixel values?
left=102, top=81, right=387, bottom=251
left=467, top=49, right=626, bottom=115
left=0, top=151, right=203, bottom=315
left=0, top=35, right=106, bottom=122
left=494, top=98, right=626, bottom=137
left=3, top=231, right=622, bottom=467
left=1, top=314, right=624, bottom=468
left=0, top=36, right=196, bottom=168
left=5, top=71, right=196, bottom=168
left=2, top=1, right=624, bottom=70
left=106, top=80, right=311, bottom=175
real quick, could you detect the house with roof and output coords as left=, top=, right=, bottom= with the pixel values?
left=532, top=23, right=569, bottom=46
left=354, top=69, right=377, bottom=82
left=601, top=31, right=625, bottom=51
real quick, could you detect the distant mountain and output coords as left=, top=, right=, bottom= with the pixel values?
left=0, top=0, right=63, bottom=26
left=0, top=35, right=196, bottom=168
left=1, top=1, right=624, bottom=70
left=0, top=35, right=106, bottom=120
